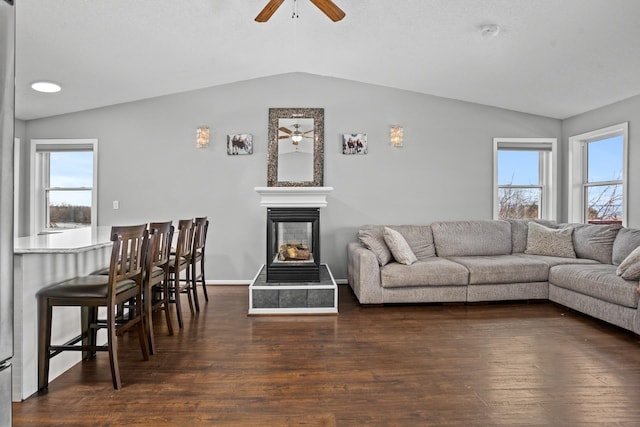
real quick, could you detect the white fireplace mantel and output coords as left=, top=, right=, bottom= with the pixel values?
left=254, top=186, right=334, bottom=208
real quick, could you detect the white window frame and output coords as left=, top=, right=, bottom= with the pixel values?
left=30, top=139, right=98, bottom=234
left=493, top=137, right=558, bottom=221
left=568, top=122, right=628, bottom=226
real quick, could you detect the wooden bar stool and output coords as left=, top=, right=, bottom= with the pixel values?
left=145, top=221, right=174, bottom=354
left=37, top=224, right=150, bottom=392
left=191, top=217, right=209, bottom=310
left=167, top=219, right=195, bottom=328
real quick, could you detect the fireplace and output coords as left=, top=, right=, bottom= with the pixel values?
left=266, top=207, right=320, bottom=282
left=251, top=186, right=335, bottom=314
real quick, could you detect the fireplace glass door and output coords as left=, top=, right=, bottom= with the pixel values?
left=267, top=208, right=320, bottom=282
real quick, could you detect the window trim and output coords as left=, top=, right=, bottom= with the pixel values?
left=568, top=122, right=628, bottom=226
left=30, top=139, right=98, bottom=234
left=493, top=137, right=558, bottom=221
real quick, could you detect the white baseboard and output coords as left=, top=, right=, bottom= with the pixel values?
left=206, top=278, right=348, bottom=286
left=207, top=280, right=252, bottom=286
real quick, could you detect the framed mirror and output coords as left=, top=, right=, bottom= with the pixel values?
left=268, top=107, right=324, bottom=187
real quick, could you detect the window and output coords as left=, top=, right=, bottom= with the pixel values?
left=31, top=139, right=98, bottom=233
left=569, top=123, right=627, bottom=225
left=493, top=138, right=557, bottom=220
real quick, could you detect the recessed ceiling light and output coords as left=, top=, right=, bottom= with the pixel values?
left=31, top=81, right=62, bottom=93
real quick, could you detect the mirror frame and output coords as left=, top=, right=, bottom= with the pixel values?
left=267, top=107, right=324, bottom=187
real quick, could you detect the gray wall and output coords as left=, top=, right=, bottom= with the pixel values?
left=561, top=94, right=640, bottom=228
left=22, top=72, right=562, bottom=281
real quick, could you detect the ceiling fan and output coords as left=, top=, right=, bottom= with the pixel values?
left=279, top=123, right=313, bottom=145
left=255, top=0, right=345, bottom=22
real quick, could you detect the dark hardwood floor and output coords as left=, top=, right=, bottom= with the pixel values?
left=13, top=284, right=640, bottom=426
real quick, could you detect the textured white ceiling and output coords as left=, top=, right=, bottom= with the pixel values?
left=15, top=0, right=640, bottom=120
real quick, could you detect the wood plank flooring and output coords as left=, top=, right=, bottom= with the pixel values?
left=12, top=285, right=640, bottom=426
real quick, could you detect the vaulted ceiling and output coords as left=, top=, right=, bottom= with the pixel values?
left=15, top=0, right=640, bottom=120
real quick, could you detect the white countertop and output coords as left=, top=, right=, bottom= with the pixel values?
left=14, top=226, right=114, bottom=254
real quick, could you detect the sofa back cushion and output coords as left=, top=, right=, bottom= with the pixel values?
left=359, top=224, right=436, bottom=265
left=570, top=223, right=621, bottom=264
left=612, top=227, right=640, bottom=265
left=431, top=220, right=512, bottom=257
left=388, top=225, right=436, bottom=261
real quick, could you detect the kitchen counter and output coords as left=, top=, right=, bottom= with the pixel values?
left=13, top=227, right=114, bottom=400
left=14, top=226, right=113, bottom=254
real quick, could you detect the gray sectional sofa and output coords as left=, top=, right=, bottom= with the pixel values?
left=347, top=219, right=640, bottom=334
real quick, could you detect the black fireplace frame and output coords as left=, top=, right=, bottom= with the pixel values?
left=266, top=207, right=320, bottom=283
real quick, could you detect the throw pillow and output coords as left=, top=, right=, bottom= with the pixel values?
left=525, top=222, right=576, bottom=258
left=616, top=245, right=640, bottom=280
left=383, top=226, right=417, bottom=265
left=359, top=226, right=393, bottom=266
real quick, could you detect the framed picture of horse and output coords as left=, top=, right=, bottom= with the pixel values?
left=342, top=133, right=367, bottom=155
left=227, top=134, right=253, bottom=155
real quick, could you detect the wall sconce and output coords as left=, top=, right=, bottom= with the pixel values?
left=196, top=126, right=210, bottom=149
left=390, top=125, right=404, bottom=148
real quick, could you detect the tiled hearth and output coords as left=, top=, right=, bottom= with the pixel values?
left=249, top=264, right=337, bottom=315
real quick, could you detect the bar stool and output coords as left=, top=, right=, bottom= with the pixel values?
left=191, top=217, right=209, bottom=310
left=145, top=221, right=174, bottom=354
left=37, top=224, right=150, bottom=391
left=167, top=219, right=195, bottom=328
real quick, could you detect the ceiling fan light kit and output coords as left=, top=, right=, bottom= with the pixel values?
left=255, top=0, right=345, bottom=22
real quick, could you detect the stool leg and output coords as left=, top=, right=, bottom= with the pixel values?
left=145, top=287, right=156, bottom=356
left=163, top=273, right=174, bottom=336
left=173, top=271, right=184, bottom=329
left=106, top=303, right=122, bottom=390
left=136, top=292, right=150, bottom=361
left=191, top=261, right=201, bottom=312
left=201, top=258, right=209, bottom=302
left=37, top=297, right=52, bottom=393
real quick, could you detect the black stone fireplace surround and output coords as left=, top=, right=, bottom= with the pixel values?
left=266, top=207, right=320, bottom=282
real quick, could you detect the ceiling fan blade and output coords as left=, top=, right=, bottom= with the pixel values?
left=309, top=0, right=345, bottom=22
left=279, top=135, right=291, bottom=139
left=278, top=126, right=292, bottom=134
left=255, top=0, right=285, bottom=22
left=303, top=129, right=314, bottom=134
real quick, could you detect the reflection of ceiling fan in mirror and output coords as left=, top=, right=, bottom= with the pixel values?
left=279, top=123, right=313, bottom=145
left=255, top=0, right=345, bottom=22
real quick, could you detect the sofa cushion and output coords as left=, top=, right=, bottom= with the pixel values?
left=513, top=253, right=599, bottom=268
left=431, top=220, right=512, bottom=257
left=550, top=264, right=639, bottom=308
left=387, top=225, right=436, bottom=261
left=383, top=227, right=417, bottom=265
left=359, top=224, right=436, bottom=266
left=570, top=223, right=621, bottom=264
left=525, top=222, right=576, bottom=258
left=380, top=258, right=469, bottom=288
left=448, top=255, right=549, bottom=285
left=358, top=225, right=393, bottom=266
left=508, top=219, right=558, bottom=254
left=616, top=246, right=640, bottom=280
left=612, top=227, right=640, bottom=265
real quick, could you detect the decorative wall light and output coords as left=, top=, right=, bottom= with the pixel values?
left=196, top=126, right=210, bottom=149
left=390, top=125, right=404, bottom=148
